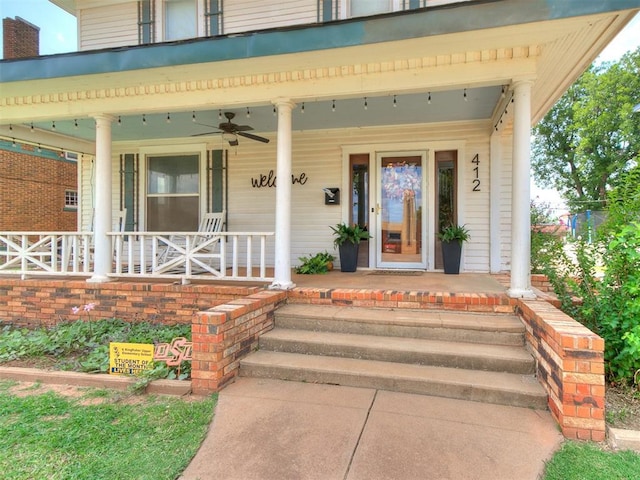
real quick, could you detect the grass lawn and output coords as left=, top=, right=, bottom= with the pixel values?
left=0, top=380, right=216, bottom=480
left=543, top=441, right=640, bottom=480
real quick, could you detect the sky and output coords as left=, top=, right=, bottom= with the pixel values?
left=1, top=1, right=639, bottom=212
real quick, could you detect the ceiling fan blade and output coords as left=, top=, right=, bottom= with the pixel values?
left=237, top=131, right=270, bottom=143
left=234, top=125, right=254, bottom=132
left=191, top=131, right=219, bottom=137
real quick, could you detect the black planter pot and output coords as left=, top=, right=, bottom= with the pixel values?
left=441, top=240, right=462, bottom=274
left=338, top=242, right=359, bottom=272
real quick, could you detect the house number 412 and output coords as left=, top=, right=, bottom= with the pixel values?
left=471, top=154, right=480, bottom=192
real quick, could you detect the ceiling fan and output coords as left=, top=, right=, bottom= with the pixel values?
left=192, top=111, right=270, bottom=146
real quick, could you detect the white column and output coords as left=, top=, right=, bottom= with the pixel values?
left=88, top=114, right=114, bottom=283
left=508, top=81, right=535, bottom=298
left=270, top=99, right=296, bottom=290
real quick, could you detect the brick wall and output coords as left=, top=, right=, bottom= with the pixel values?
left=0, top=278, right=265, bottom=327
left=0, top=145, right=77, bottom=231
left=3, top=17, right=39, bottom=59
left=191, top=290, right=287, bottom=393
left=517, top=298, right=605, bottom=441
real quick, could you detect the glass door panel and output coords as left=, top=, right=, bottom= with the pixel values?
left=377, top=154, right=426, bottom=268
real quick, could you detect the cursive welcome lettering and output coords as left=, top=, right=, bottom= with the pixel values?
left=251, top=170, right=309, bottom=188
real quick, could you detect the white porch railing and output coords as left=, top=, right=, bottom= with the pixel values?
left=0, top=231, right=274, bottom=282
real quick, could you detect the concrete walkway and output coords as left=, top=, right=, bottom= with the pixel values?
left=180, top=378, right=563, bottom=480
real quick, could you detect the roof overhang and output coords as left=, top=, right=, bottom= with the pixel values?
left=2, top=0, right=639, bottom=141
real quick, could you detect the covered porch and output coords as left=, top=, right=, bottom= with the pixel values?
left=3, top=2, right=636, bottom=298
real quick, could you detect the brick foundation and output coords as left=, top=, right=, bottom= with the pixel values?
left=0, top=278, right=264, bottom=327
left=191, top=290, right=287, bottom=393
left=517, top=298, right=605, bottom=441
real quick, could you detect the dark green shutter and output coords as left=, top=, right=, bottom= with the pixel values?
left=120, top=154, right=138, bottom=231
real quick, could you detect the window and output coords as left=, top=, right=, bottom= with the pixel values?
left=350, top=0, right=391, bottom=17
left=164, top=0, right=197, bottom=41
left=147, top=154, right=200, bottom=231
left=65, top=190, right=78, bottom=210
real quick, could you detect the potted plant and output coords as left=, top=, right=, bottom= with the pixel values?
left=438, top=224, right=470, bottom=274
left=330, top=223, right=371, bottom=272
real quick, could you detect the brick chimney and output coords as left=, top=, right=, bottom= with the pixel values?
left=3, top=16, right=40, bottom=59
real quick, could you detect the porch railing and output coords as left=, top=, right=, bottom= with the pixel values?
left=0, top=231, right=274, bottom=282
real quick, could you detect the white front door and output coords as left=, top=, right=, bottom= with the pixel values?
left=375, top=152, right=427, bottom=269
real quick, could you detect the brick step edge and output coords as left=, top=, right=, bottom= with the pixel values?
left=0, top=366, right=192, bottom=396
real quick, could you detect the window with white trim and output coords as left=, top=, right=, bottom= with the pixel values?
left=349, top=0, right=392, bottom=18
left=146, top=154, right=200, bottom=231
left=164, top=0, right=198, bottom=41
left=65, top=190, right=78, bottom=210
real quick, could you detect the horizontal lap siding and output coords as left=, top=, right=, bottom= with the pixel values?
left=224, top=0, right=317, bottom=34
left=79, top=3, right=138, bottom=51
left=461, top=138, right=490, bottom=272
left=499, top=130, right=513, bottom=272
left=228, top=121, right=491, bottom=271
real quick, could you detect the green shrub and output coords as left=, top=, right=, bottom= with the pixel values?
left=541, top=166, right=640, bottom=384
left=295, top=251, right=335, bottom=274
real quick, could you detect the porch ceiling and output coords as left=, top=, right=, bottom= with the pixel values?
left=18, top=87, right=503, bottom=143
left=1, top=2, right=638, bottom=148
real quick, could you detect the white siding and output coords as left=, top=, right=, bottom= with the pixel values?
left=78, top=2, right=138, bottom=51
left=223, top=0, right=317, bottom=34
left=498, top=128, right=513, bottom=272
left=105, top=121, right=496, bottom=271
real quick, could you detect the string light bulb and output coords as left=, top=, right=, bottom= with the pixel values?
left=464, top=88, right=468, bottom=101
left=30, top=122, right=34, bottom=132
left=218, top=110, right=222, bottom=120
left=166, top=113, right=171, bottom=124
left=301, top=102, right=305, bottom=114
left=273, top=105, right=277, bottom=116
left=142, top=114, right=147, bottom=125
left=428, top=92, right=431, bottom=105
left=9, top=124, right=12, bottom=131
left=37, top=143, right=42, bottom=152
left=117, top=116, right=122, bottom=126
left=12, top=138, right=16, bottom=147
left=74, top=119, right=79, bottom=129
left=192, top=111, right=196, bottom=122
left=364, top=97, right=368, bottom=110
left=52, top=121, right=56, bottom=130
left=332, top=99, right=336, bottom=112
left=393, top=95, right=397, bottom=107
left=501, top=85, right=506, bottom=99
left=246, top=107, right=251, bottom=118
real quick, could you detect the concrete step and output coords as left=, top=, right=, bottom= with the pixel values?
left=275, top=304, right=525, bottom=346
left=240, top=351, right=548, bottom=410
left=259, top=328, right=535, bottom=375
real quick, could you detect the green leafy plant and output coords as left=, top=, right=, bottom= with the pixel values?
left=295, top=251, right=335, bottom=274
left=0, top=318, right=191, bottom=380
left=543, top=166, right=640, bottom=384
left=438, top=224, right=470, bottom=244
left=330, top=223, right=371, bottom=246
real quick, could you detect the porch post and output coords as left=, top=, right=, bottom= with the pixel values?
left=508, top=80, right=535, bottom=298
left=270, top=99, right=296, bottom=290
left=88, top=114, right=114, bottom=283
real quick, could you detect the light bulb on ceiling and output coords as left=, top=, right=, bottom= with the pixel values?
left=364, top=97, right=368, bottom=110
left=393, top=95, right=397, bottom=107
left=428, top=92, right=431, bottom=105
left=166, top=113, right=171, bottom=124
left=332, top=100, right=336, bottom=112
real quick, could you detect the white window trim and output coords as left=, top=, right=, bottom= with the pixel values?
left=340, top=0, right=401, bottom=20
left=139, top=143, right=208, bottom=230
left=155, top=0, right=205, bottom=42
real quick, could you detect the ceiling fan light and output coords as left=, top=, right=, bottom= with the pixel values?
left=222, top=132, right=237, bottom=143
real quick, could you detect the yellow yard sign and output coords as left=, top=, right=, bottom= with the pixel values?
left=109, top=342, right=154, bottom=375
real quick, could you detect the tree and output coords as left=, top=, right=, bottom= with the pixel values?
left=532, top=47, right=640, bottom=212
